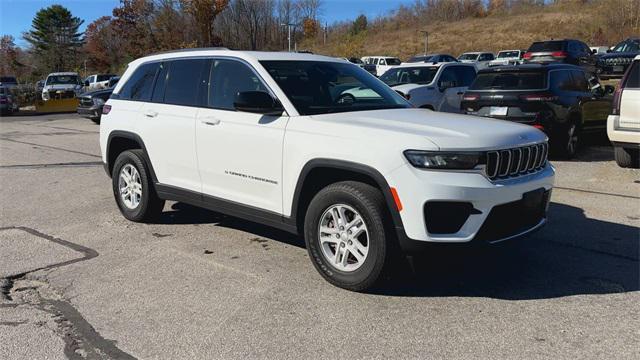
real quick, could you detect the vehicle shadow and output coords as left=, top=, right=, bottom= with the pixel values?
left=157, top=201, right=638, bottom=300
left=374, top=202, right=639, bottom=299
left=548, top=134, right=613, bottom=162
left=158, top=202, right=305, bottom=248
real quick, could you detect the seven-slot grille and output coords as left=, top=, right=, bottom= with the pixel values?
left=485, top=142, right=548, bottom=180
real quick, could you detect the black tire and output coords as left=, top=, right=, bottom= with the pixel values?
left=304, top=181, right=393, bottom=291
left=614, top=146, right=639, bottom=168
left=112, top=149, right=164, bottom=222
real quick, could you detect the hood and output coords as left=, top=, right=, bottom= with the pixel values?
left=44, top=84, right=79, bottom=91
left=391, top=83, right=429, bottom=94
left=310, top=108, right=547, bottom=150
left=598, top=52, right=639, bottom=59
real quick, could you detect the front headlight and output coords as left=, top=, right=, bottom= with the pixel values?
left=93, top=97, right=105, bottom=106
left=404, top=150, right=482, bottom=170
left=42, top=91, right=50, bottom=101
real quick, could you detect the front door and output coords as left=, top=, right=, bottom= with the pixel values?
left=195, top=58, right=288, bottom=214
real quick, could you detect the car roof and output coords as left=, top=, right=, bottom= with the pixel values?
left=461, top=52, right=491, bottom=55
left=130, top=49, right=344, bottom=67
left=395, top=62, right=471, bottom=69
left=478, top=63, right=581, bottom=73
left=47, top=72, right=79, bottom=76
left=497, top=49, right=521, bottom=52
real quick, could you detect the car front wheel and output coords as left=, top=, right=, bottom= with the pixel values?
left=304, top=181, right=391, bottom=291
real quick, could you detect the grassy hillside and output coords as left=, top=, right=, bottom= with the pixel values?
left=306, top=1, right=639, bottom=60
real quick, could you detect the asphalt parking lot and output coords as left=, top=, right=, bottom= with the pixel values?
left=0, top=112, right=638, bottom=359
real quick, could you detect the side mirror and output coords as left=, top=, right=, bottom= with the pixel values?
left=592, top=49, right=597, bottom=54
left=84, top=80, right=89, bottom=87
left=604, top=85, right=615, bottom=94
left=606, top=49, right=612, bottom=53
left=234, top=91, right=283, bottom=116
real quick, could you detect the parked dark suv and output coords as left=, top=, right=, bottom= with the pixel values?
left=524, top=39, right=597, bottom=73
left=461, top=64, right=613, bottom=158
left=597, top=37, right=640, bottom=79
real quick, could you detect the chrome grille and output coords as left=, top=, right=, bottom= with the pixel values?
left=80, top=97, right=93, bottom=107
left=485, top=142, right=548, bottom=180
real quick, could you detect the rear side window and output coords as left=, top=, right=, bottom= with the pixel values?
left=625, top=61, right=640, bottom=88
left=550, top=70, right=574, bottom=91
left=163, top=59, right=209, bottom=107
left=207, top=59, right=267, bottom=110
left=119, top=62, right=160, bottom=101
left=456, top=66, right=477, bottom=87
left=469, top=71, right=546, bottom=90
left=529, top=41, right=564, bottom=52
left=570, top=70, right=589, bottom=92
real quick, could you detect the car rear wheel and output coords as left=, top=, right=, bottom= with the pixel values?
left=304, top=181, right=391, bottom=291
left=112, top=150, right=164, bottom=222
left=614, top=146, right=639, bottom=168
left=554, top=121, right=580, bottom=159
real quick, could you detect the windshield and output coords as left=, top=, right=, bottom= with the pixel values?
left=384, top=58, right=402, bottom=66
left=97, top=74, right=116, bottom=82
left=612, top=40, right=639, bottom=53
left=261, top=61, right=410, bottom=116
left=529, top=41, right=564, bottom=52
left=0, top=76, right=17, bottom=84
left=46, top=75, right=80, bottom=86
left=469, top=71, right=546, bottom=90
left=379, top=66, right=439, bottom=86
left=498, top=51, right=520, bottom=58
left=458, top=54, right=479, bottom=61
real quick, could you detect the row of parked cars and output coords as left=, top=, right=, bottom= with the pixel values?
left=350, top=37, right=638, bottom=166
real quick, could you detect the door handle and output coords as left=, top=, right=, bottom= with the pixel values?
left=201, top=118, right=221, bottom=126
left=144, top=110, right=158, bottom=118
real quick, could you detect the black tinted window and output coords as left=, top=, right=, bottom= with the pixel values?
left=120, top=62, right=159, bottom=101
left=208, top=59, right=267, bottom=110
left=379, top=66, right=438, bottom=86
left=164, top=59, right=208, bottom=106
left=626, top=61, right=640, bottom=88
left=456, top=66, right=477, bottom=87
left=529, top=41, right=564, bottom=52
left=470, top=71, right=546, bottom=90
left=570, top=70, right=589, bottom=92
left=550, top=70, right=574, bottom=91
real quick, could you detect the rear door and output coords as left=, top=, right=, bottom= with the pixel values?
left=195, top=58, right=287, bottom=213
left=437, top=65, right=476, bottom=113
left=139, top=59, right=207, bottom=192
left=572, top=70, right=610, bottom=130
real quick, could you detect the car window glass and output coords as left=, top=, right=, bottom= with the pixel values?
left=456, top=66, right=477, bottom=87
left=550, top=70, right=574, bottom=91
left=439, top=67, right=458, bottom=87
left=164, top=59, right=208, bottom=107
left=151, top=62, right=168, bottom=102
left=625, top=62, right=640, bottom=88
left=119, top=62, right=160, bottom=101
left=470, top=71, right=546, bottom=90
left=373, top=58, right=379, bottom=65
left=529, top=41, right=564, bottom=52
left=570, top=70, right=589, bottom=92
left=208, top=59, right=267, bottom=110
left=379, top=66, right=439, bottom=86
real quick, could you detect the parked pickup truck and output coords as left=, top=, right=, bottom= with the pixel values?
left=488, top=50, right=525, bottom=67
left=361, top=56, right=402, bottom=76
left=84, top=74, right=117, bottom=91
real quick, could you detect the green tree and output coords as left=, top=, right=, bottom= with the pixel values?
left=23, top=5, right=84, bottom=72
left=351, top=14, right=367, bottom=35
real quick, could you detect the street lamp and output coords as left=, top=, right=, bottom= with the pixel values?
left=281, top=23, right=295, bottom=52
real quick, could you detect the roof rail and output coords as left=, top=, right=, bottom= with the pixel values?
left=148, top=47, right=230, bottom=56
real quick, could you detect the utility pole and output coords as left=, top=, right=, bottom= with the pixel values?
left=281, top=23, right=295, bottom=52
left=419, top=30, right=429, bottom=55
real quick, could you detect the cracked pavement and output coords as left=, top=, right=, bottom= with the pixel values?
left=0, top=112, right=638, bottom=359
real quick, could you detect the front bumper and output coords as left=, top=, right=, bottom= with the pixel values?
left=386, top=163, right=555, bottom=250
left=77, top=105, right=102, bottom=120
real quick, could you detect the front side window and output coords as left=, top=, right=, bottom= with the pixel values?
left=163, top=59, right=208, bottom=107
left=261, top=60, right=410, bottom=115
left=208, top=59, right=267, bottom=110
left=385, top=58, right=401, bottom=66
left=119, top=62, right=160, bottom=101
left=379, top=66, right=438, bottom=86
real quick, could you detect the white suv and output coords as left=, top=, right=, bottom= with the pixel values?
left=608, top=55, right=640, bottom=168
left=379, top=62, right=477, bottom=113
left=100, top=49, right=555, bottom=291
